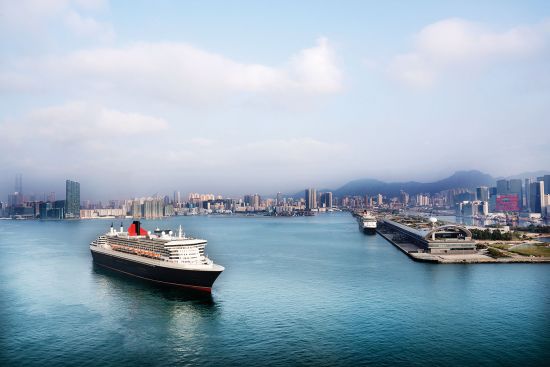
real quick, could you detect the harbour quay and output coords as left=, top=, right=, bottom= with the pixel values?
left=376, top=216, right=549, bottom=263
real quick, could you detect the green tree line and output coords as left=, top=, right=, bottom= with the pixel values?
left=470, top=228, right=513, bottom=241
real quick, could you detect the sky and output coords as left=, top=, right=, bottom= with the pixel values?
left=1, top=0, right=549, bottom=200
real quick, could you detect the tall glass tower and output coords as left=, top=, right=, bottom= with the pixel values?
left=65, top=180, right=80, bottom=218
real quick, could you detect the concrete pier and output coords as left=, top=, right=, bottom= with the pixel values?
left=376, top=222, right=550, bottom=264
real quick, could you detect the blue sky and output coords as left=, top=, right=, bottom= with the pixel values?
left=1, top=0, right=549, bottom=200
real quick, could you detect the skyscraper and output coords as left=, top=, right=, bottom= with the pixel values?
left=173, top=191, right=181, bottom=206
left=252, top=194, right=261, bottom=210
left=400, top=191, right=409, bottom=206
left=543, top=175, right=550, bottom=197
left=321, top=192, right=333, bottom=209
left=524, top=178, right=531, bottom=209
left=305, top=188, right=317, bottom=210
left=495, top=179, right=521, bottom=211
left=529, top=181, right=545, bottom=214
left=65, top=180, right=80, bottom=218
left=496, top=180, right=508, bottom=195
left=509, top=179, right=523, bottom=208
left=15, top=173, right=22, bottom=195
left=476, top=186, right=489, bottom=202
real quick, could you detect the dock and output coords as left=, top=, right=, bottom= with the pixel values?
left=376, top=217, right=550, bottom=264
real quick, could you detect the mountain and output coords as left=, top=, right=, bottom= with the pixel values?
left=499, top=170, right=550, bottom=180
left=331, top=170, right=495, bottom=198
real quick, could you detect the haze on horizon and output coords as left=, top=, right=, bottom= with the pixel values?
left=1, top=0, right=549, bottom=201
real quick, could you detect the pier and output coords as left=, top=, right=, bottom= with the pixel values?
left=376, top=216, right=550, bottom=263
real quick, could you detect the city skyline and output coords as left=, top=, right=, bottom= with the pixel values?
left=2, top=168, right=550, bottom=203
left=3, top=172, right=548, bottom=220
left=1, top=1, right=550, bottom=198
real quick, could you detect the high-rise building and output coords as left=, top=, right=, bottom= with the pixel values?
left=543, top=175, right=550, bottom=197
left=476, top=186, right=489, bottom=202
left=321, top=192, right=333, bottom=209
left=252, top=194, right=261, bottom=210
left=524, top=178, right=531, bottom=209
left=488, top=187, right=497, bottom=212
left=131, top=200, right=141, bottom=218
left=305, top=188, right=317, bottom=210
left=64, top=180, right=80, bottom=218
left=377, top=194, right=383, bottom=205
left=15, top=173, right=22, bottom=195
left=529, top=181, right=545, bottom=214
left=400, top=191, right=409, bottom=206
left=244, top=195, right=253, bottom=207
left=509, top=179, right=523, bottom=208
left=173, top=191, right=181, bottom=206
left=496, top=180, right=508, bottom=195
left=495, top=179, right=521, bottom=211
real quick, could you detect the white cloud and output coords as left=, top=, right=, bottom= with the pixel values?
left=0, top=101, right=351, bottom=195
left=0, top=101, right=168, bottom=145
left=64, top=10, right=114, bottom=42
left=388, top=18, right=550, bottom=87
left=2, top=38, right=342, bottom=105
left=0, top=0, right=112, bottom=41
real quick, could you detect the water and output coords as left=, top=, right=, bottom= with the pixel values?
left=1, top=213, right=548, bottom=366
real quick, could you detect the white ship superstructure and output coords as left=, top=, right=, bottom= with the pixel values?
left=357, top=211, right=377, bottom=234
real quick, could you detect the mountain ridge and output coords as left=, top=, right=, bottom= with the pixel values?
left=289, top=170, right=496, bottom=198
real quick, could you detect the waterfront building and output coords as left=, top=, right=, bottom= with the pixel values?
left=529, top=181, right=545, bottom=214
left=458, top=201, right=488, bottom=217
left=39, top=202, right=52, bottom=219
left=47, top=200, right=65, bottom=219
left=15, top=173, right=23, bottom=196
left=276, top=192, right=282, bottom=206
left=244, top=194, right=253, bottom=207
left=253, top=194, right=261, bottom=211
left=305, top=188, right=317, bottom=210
left=64, top=180, right=80, bottom=219
left=380, top=218, right=476, bottom=254
left=131, top=200, right=141, bottom=218
left=476, top=186, right=489, bottom=202
left=320, top=192, right=333, bottom=209
left=173, top=191, right=181, bottom=206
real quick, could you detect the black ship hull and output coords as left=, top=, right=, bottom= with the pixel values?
left=362, top=227, right=377, bottom=235
left=91, top=250, right=223, bottom=292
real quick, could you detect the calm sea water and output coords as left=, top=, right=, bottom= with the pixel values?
left=1, top=213, right=548, bottom=366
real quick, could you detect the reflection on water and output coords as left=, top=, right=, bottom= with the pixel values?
left=92, top=264, right=215, bottom=305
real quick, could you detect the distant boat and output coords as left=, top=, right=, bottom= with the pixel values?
left=357, top=211, right=377, bottom=235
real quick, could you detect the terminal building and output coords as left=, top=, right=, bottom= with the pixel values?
left=380, top=217, right=476, bottom=254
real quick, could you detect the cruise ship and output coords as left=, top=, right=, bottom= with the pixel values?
left=90, top=221, right=224, bottom=292
left=357, top=211, right=377, bottom=234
